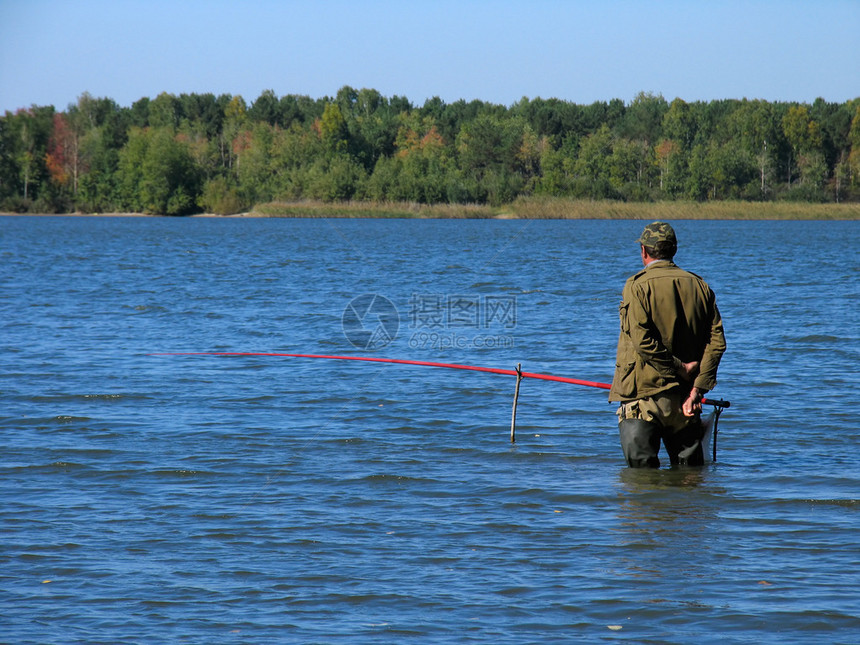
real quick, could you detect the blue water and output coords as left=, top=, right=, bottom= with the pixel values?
left=1, top=215, right=858, bottom=643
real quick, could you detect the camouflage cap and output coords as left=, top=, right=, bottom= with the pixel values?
left=637, top=221, right=677, bottom=247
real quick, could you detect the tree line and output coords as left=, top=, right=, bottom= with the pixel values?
left=2, top=87, right=859, bottom=215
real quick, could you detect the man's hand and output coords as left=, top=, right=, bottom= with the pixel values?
left=679, top=360, right=699, bottom=381
left=683, top=387, right=704, bottom=417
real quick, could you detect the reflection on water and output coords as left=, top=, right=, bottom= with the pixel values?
left=611, top=467, right=719, bottom=583
left=618, top=463, right=709, bottom=490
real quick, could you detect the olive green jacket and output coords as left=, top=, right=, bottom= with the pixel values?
left=608, top=260, right=726, bottom=403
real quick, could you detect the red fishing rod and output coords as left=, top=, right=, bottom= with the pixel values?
left=150, top=352, right=730, bottom=408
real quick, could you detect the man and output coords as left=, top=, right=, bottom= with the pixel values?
left=609, top=221, right=726, bottom=467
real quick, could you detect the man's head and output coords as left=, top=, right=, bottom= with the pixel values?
left=637, top=221, right=677, bottom=260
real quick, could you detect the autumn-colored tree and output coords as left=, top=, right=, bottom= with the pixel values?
left=367, top=113, right=454, bottom=203
left=221, top=95, right=248, bottom=171
left=3, top=90, right=860, bottom=210
left=654, top=139, right=679, bottom=191
left=394, top=114, right=444, bottom=158
left=46, top=113, right=73, bottom=188
left=515, top=125, right=548, bottom=183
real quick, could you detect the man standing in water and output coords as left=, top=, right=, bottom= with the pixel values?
left=609, top=221, right=726, bottom=467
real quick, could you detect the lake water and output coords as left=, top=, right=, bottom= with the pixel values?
left=1, top=215, right=858, bottom=643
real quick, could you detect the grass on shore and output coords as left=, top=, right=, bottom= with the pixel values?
left=251, top=200, right=498, bottom=218
left=251, top=198, right=860, bottom=220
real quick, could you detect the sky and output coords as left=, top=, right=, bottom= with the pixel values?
left=1, top=0, right=858, bottom=114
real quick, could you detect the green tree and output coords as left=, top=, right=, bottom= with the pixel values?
left=178, top=93, right=228, bottom=138
left=617, top=92, right=667, bottom=145
left=76, top=125, right=121, bottom=212
left=533, top=141, right=578, bottom=197
left=318, top=102, right=349, bottom=153
left=708, top=140, right=757, bottom=199
left=662, top=98, right=697, bottom=151
left=376, top=114, right=454, bottom=203
left=782, top=104, right=822, bottom=187
left=305, top=155, right=366, bottom=201
left=221, top=95, right=248, bottom=171
left=199, top=175, right=243, bottom=214
left=129, top=97, right=151, bottom=127
left=811, top=98, right=854, bottom=170
left=349, top=87, right=399, bottom=169
left=456, top=113, right=527, bottom=204
left=142, top=128, right=200, bottom=214
left=848, top=103, right=860, bottom=192
left=116, top=126, right=148, bottom=210
left=278, top=94, right=324, bottom=126
left=515, top=125, right=548, bottom=193
left=3, top=106, right=55, bottom=208
left=574, top=124, right=613, bottom=186
left=117, top=126, right=200, bottom=214
left=798, top=152, right=827, bottom=193
left=267, top=122, right=324, bottom=200
left=3, top=90, right=860, bottom=209
left=236, top=122, right=277, bottom=205
left=457, top=114, right=521, bottom=175
left=687, top=144, right=711, bottom=200
left=149, top=92, right=181, bottom=129
left=249, top=89, right=281, bottom=126
left=724, top=99, right=781, bottom=197
left=609, top=138, right=651, bottom=198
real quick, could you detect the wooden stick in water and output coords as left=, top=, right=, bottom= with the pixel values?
left=510, top=363, right=523, bottom=444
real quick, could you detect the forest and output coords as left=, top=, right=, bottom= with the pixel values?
left=1, top=87, right=859, bottom=215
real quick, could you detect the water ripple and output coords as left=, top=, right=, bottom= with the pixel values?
left=1, top=217, right=858, bottom=643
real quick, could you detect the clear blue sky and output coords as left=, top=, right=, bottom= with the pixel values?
left=1, top=0, right=858, bottom=113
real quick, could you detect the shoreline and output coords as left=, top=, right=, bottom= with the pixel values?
left=2, top=198, right=859, bottom=220
left=0, top=211, right=261, bottom=218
